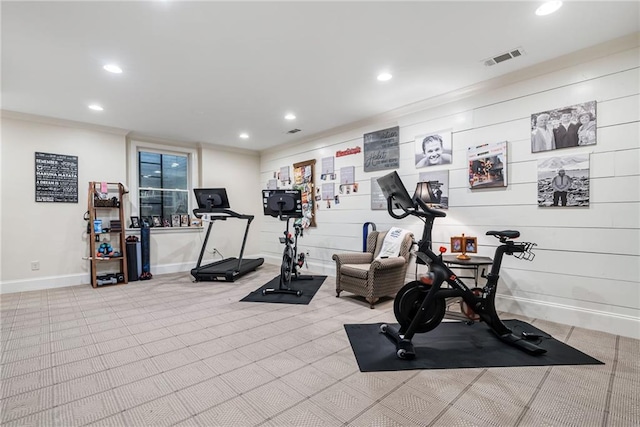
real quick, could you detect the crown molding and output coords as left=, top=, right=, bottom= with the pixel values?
left=263, top=32, right=640, bottom=154
left=127, top=132, right=260, bottom=157
left=0, top=110, right=130, bottom=136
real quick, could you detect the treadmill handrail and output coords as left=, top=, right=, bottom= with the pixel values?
left=193, top=208, right=254, bottom=222
left=192, top=207, right=254, bottom=274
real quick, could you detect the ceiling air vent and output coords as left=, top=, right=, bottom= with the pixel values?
left=483, top=47, right=525, bottom=67
left=287, top=128, right=301, bottom=134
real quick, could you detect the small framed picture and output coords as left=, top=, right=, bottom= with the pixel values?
left=141, top=216, right=152, bottom=227
left=152, top=216, right=162, bottom=227
left=450, top=237, right=463, bottom=253
left=180, top=214, right=190, bottom=227
left=130, top=216, right=140, bottom=228
left=163, top=218, right=171, bottom=227
left=451, top=235, right=477, bottom=260
left=465, top=237, right=478, bottom=253
left=171, top=214, right=181, bottom=227
left=191, top=217, right=202, bottom=227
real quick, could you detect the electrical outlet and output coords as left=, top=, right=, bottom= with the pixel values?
left=306, top=250, right=310, bottom=257
left=31, top=261, right=40, bottom=271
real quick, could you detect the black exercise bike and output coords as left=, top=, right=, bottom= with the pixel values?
left=377, top=172, right=546, bottom=360
left=262, top=189, right=313, bottom=296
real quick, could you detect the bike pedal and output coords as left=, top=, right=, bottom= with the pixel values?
left=522, top=331, right=542, bottom=340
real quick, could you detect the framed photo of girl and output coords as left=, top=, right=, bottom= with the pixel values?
left=531, top=101, right=596, bottom=153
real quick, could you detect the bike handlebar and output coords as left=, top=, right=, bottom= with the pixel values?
left=386, top=197, right=446, bottom=220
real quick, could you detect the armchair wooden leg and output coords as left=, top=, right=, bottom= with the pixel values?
left=366, top=297, right=379, bottom=309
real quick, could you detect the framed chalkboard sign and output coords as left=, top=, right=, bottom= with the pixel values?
left=363, top=126, right=400, bottom=172
left=35, top=152, right=78, bottom=203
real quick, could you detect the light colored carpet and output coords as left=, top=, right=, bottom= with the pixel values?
left=1, top=264, right=638, bottom=426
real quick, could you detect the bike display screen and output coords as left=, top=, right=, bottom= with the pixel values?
left=262, top=189, right=303, bottom=218
left=377, top=171, right=414, bottom=210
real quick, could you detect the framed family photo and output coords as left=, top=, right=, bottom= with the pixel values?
left=130, top=216, right=140, bottom=228
left=531, top=101, right=597, bottom=153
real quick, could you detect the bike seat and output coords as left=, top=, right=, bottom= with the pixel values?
left=486, top=230, right=520, bottom=239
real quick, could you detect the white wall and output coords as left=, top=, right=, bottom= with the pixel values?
left=0, top=115, right=262, bottom=292
left=259, top=40, right=640, bottom=338
left=0, top=114, right=127, bottom=291
left=199, top=146, right=263, bottom=264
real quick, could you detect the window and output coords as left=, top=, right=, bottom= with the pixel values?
left=128, top=139, right=199, bottom=228
left=138, top=151, right=189, bottom=219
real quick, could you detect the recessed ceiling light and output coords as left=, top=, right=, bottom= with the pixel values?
left=88, top=104, right=104, bottom=111
left=239, top=133, right=249, bottom=139
left=103, top=64, right=122, bottom=74
left=285, top=113, right=296, bottom=120
left=377, top=72, right=392, bottom=82
left=536, top=1, right=562, bottom=16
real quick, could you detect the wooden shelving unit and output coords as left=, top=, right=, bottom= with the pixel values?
left=87, top=182, right=128, bottom=288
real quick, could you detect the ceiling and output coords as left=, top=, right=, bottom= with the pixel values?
left=2, top=1, right=639, bottom=152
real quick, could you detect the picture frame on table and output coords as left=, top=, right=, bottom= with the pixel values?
left=152, top=216, right=162, bottom=227
left=171, top=214, right=181, bottom=227
left=450, top=235, right=477, bottom=260
left=130, top=216, right=140, bottom=228
left=465, top=237, right=478, bottom=253
left=180, top=214, right=190, bottom=227
left=450, top=236, right=463, bottom=253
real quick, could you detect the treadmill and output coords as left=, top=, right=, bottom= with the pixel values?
left=191, top=188, right=264, bottom=282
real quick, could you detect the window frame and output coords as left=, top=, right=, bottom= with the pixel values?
left=127, top=138, right=199, bottom=230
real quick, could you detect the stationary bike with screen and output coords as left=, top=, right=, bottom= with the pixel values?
left=262, top=189, right=313, bottom=296
left=376, top=171, right=546, bottom=360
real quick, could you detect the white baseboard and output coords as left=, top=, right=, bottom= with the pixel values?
left=0, top=262, right=196, bottom=294
left=497, top=295, right=640, bottom=340
left=1, top=274, right=91, bottom=294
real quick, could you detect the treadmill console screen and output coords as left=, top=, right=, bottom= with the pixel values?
left=194, top=188, right=230, bottom=210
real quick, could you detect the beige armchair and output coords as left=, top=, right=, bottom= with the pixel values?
left=332, top=230, right=414, bottom=308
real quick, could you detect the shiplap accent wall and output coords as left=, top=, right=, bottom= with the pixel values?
left=260, top=43, right=640, bottom=338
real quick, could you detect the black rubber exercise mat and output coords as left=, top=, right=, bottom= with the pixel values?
left=344, top=319, right=603, bottom=372
left=240, top=275, right=327, bottom=305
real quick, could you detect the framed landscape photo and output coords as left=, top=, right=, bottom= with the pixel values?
left=537, top=154, right=590, bottom=207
